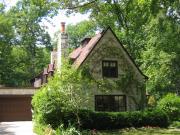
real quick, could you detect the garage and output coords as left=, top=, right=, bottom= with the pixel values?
left=0, top=88, right=36, bottom=122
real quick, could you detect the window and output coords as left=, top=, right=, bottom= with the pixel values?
left=95, top=95, right=126, bottom=112
left=102, top=60, right=118, bottom=78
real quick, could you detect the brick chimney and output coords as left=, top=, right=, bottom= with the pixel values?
left=57, top=22, right=68, bottom=70
left=61, top=22, right=65, bottom=33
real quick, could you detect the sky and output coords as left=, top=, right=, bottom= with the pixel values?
left=42, top=11, right=89, bottom=37
left=0, top=0, right=89, bottom=37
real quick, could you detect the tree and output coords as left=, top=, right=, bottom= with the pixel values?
left=67, top=20, right=96, bottom=48
left=10, top=0, right=54, bottom=78
left=138, top=0, right=180, bottom=96
left=0, top=4, right=15, bottom=85
left=0, top=0, right=58, bottom=86
left=57, top=0, right=151, bottom=60
left=57, top=0, right=180, bottom=96
left=32, top=60, right=95, bottom=128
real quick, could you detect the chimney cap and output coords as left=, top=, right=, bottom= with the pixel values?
left=61, top=22, right=65, bottom=25
left=61, top=22, right=66, bottom=33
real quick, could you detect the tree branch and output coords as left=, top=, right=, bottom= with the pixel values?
left=66, top=0, right=97, bottom=10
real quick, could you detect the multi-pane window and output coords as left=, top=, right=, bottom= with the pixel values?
left=95, top=95, right=126, bottom=112
left=102, top=60, right=118, bottom=78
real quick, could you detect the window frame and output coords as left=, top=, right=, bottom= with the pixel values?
left=95, top=95, right=126, bottom=112
left=102, top=60, right=118, bottom=78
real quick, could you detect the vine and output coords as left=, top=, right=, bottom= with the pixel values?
left=80, top=41, right=146, bottom=110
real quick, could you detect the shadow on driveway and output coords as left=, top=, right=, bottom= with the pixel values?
left=0, top=122, right=16, bottom=135
left=0, top=121, right=35, bottom=135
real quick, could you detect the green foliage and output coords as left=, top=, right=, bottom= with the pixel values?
left=3, top=47, right=50, bottom=86
left=170, top=121, right=180, bottom=129
left=0, top=4, right=15, bottom=85
left=0, top=0, right=56, bottom=86
left=141, top=13, right=180, bottom=96
left=1, top=0, right=179, bottom=94
left=157, top=93, right=180, bottom=121
left=67, top=20, right=96, bottom=48
left=56, top=125, right=81, bottom=135
left=52, top=109, right=169, bottom=129
left=57, top=0, right=180, bottom=97
left=9, top=0, right=53, bottom=78
left=34, top=123, right=82, bottom=135
left=52, top=20, right=96, bottom=50
left=115, top=70, right=135, bottom=91
left=96, top=127, right=180, bottom=135
left=32, top=61, right=95, bottom=128
left=147, top=96, right=156, bottom=107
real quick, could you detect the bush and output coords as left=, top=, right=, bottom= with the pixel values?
left=62, top=109, right=169, bottom=130
left=33, top=90, right=169, bottom=130
left=141, top=109, right=169, bottom=127
left=32, top=62, right=95, bottom=128
left=170, top=121, right=180, bottom=128
left=56, top=125, right=81, bottom=135
left=157, top=93, right=180, bottom=121
left=32, top=61, right=170, bottom=131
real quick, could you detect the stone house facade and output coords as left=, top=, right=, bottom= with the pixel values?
left=32, top=23, right=148, bottom=112
left=69, top=27, right=148, bottom=111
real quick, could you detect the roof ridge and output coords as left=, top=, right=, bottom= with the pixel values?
left=69, top=27, right=148, bottom=79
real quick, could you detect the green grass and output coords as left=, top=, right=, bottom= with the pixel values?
left=92, top=127, right=180, bottom=135
left=34, top=121, right=180, bottom=135
left=36, top=126, right=180, bottom=135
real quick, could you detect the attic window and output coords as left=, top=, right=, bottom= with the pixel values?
left=102, top=60, right=118, bottom=78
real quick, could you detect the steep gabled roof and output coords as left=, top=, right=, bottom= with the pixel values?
left=69, top=33, right=102, bottom=67
left=69, top=27, right=148, bottom=80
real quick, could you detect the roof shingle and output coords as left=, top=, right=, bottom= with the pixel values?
left=69, top=33, right=102, bottom=68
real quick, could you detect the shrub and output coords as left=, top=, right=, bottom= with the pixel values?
left=33, top=92, right=169, bottom=130
left=32, top=84, right=65, bottom=128
left=142, top=109, right=169, bottom=127
left=170, top=121, right=180, bottom=128
left=32, top=61, right=95, bottom=128
left=62, top=109, right=169, bottom=130
left=147, top=96, right=156, bottom=107
left=32, top=61, right=170, bottom=131
left=56, top=125, right=81, bottom=135
left=157, top=93, right=180, bottom=121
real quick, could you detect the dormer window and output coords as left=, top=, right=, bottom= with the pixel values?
left=81, top=38, right=91, bottom=46
left=102, top=60, right=118, bottom=78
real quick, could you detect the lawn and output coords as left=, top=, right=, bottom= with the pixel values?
left=35, top=121, right=180, bottom=135
left=92, top=127, right=180, bottom=135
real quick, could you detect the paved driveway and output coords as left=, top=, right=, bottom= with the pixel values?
left=0, top=121, right=36, bottom=135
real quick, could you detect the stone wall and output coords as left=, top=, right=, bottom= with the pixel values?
left=83, top=29, right=146, bottom=111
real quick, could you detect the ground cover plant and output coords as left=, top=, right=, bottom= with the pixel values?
left=93, top=127, right=180, bottom=135
left=34, top=125, right=180, bottom=135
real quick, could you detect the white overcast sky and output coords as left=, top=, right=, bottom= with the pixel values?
left=0, top=0, right=89, bottom=37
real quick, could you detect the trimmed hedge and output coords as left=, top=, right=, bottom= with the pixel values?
left=48, top=109, right=169, bottom=129
left=80, top=109, right=169, bottom=129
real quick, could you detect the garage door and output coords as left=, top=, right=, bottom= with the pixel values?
left=0, top=95, right=32, bottom=121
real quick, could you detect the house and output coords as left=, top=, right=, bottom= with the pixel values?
left=32, top=22, right=148, bottom=112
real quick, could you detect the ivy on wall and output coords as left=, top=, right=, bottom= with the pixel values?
left=80, top=39, right=146, bottom=110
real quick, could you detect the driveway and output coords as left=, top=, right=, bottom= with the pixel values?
left=0, top=121, right=36, bottom=135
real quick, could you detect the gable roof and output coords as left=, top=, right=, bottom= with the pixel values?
left=69, top=33, right=102, bottom=67
left=69, top=27, right=148, bottom=80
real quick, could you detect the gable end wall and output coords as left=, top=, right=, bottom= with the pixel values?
left=82, top=29, right=146, bottom=111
